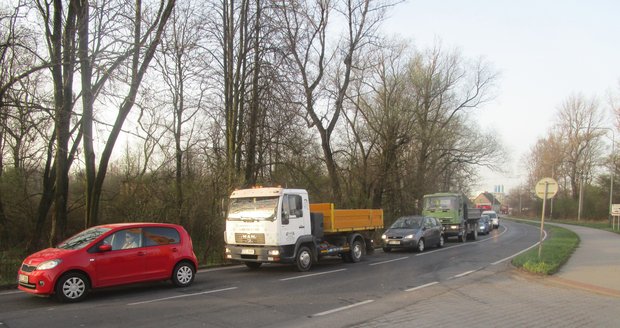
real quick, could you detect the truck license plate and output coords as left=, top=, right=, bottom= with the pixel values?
left=19, top=274, right=28, bottom=284
left=241, top=248, right=255, bottom=255
left=388, top=241, right=400, bottom=245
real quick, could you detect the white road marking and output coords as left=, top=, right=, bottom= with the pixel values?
left=369, top=256, right=409, bottom=266
left=492, top=229, right=547, bottom=265
left=127, top=287, right=238, bottom=305
left=405, top=281, right=439, bottom=292
left=279, top=269, right=347, bottom=281
left=0, top=290, right=21, bottom=296
left=453, top=270, right=476, bottom=278
left=197, top=265, right=245, bottom=273
left=311, top=300, right=374, bottom=317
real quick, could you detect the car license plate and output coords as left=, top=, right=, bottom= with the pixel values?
left=241, top=248, right=255, bottom=255
left=19, top=274, right=29, bottom=284
left=388, top=240, right=400, bottom=245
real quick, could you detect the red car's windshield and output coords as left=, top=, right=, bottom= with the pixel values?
left=57, top=227, right=111, bottom=250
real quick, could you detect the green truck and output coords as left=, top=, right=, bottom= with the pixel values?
left=422, top=192, right=482, bottom=242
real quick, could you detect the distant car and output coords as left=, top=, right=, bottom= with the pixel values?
left=381, top=216, right=444, bottom=252
left=483, top=210, right=500, bottom=228
left=478, top=215, right=492, bottom=235
left=17, top=223, right=198, bottom=302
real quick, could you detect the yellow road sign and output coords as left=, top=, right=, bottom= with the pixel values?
left=535, top=178, right=558, bottom=199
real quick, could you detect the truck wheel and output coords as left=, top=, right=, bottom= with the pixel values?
left=295, top=246, right=313, bottom=272
left=472, top=228, right=478, bottom=240
left=417, top=239, right=425, bottom=252
left=349, top=240, right=363, bottom=263
left=245, top=262, right=262, bottom=269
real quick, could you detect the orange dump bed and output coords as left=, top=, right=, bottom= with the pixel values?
left=310, top=203, right=383, bottom=233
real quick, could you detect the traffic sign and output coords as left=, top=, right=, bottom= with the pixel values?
left=612, top=204, right=620, bottom=216
left=535, top=178, right=558, bottom=199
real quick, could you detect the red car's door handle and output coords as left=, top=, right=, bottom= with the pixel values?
left=137, top=251, right=146, bottom=256
left=171, top=247, right=178, bottom=252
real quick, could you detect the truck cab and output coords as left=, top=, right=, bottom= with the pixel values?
left=422, top=192, right=480, bottom=242
left=225, top=188, right=312, bottom=267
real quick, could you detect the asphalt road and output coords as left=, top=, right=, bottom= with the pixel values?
left=0, top=220, right=542, bottom=327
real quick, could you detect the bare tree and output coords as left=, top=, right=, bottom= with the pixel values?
left=32, top=0, right=79, bottom=244
left=555, top=93, right=605, bottom=199
left=154, top=1, right=208, bottom=228
left=275, top=0, right=396, bottom=202
left=405, top=45, right=498, bottom=203
left=219, top=0, right=253, bottom=189
left=345, top=40, right=412, bottom=213
left=78, top=0, right=177, bottom=227
left=243, top=0, right=263, bottom=186
left=526, top=132, right=566, bottom=193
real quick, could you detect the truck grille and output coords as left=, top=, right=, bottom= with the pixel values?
left=235, top=233, right=265, bottom=244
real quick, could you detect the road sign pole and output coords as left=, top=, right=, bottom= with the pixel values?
left=534, top=178, right=558, bottom=258
left=538, top=182, right=549, bottom=258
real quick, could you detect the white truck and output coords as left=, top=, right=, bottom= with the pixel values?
left=224, top=187, right=383, bottom=271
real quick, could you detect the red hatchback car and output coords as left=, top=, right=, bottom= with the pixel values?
left=18, top=223, right=198, bottom=302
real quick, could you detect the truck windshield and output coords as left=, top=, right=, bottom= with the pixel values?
left=424, top=196, right=456, bottom=210
left=228, top=196, right=279, bottom=221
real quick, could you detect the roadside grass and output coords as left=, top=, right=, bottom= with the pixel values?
left=547, top=219, right=620, bottom=234
left=510, top=220, right=580, bottom=275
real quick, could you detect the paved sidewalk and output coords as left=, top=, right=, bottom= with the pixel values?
left=548, top=223, right=620, bottom=296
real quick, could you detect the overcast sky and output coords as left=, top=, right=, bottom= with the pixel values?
left=380, top=0, right=620, bottom=193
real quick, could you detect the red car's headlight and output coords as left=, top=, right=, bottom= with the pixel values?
left=36, top=259, right=62, bottom=270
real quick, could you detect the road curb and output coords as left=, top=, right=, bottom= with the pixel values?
left=509, top=253, right=620, bottom=298
left=546, top=276, right=620, bottom=298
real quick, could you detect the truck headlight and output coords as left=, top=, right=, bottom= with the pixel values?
left=268, top=250, right=280, bottom=256
left=225, top=247, right=231, bottom=254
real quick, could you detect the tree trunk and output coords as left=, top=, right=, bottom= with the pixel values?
left=175, top=53, right=186, bottom=227
left=75, top=0, right=96, bottom=228
left=244, top=0, right=262, bottom=186
left=50, top=0, right=77, bottom=245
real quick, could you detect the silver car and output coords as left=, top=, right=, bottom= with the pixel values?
left=382, top=216, right=444, bottom=252
left=483, top=210, right=499, bottom=228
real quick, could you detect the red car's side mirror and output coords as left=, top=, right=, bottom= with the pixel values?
left=99, top=244, right=112, bottom=252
